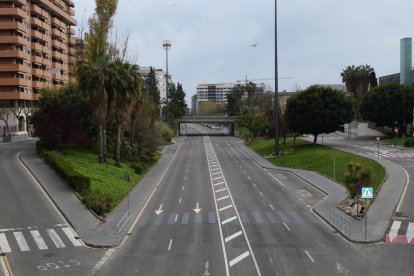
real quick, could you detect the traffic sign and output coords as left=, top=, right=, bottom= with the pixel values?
left=355, top=183, right=362, bottom=191
left=361, top=187, right=373, bottom=199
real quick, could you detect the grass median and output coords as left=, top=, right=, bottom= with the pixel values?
left=247, top=137, right=385, bottom=192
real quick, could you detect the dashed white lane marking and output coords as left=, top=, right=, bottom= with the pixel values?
left=259, top=192, right=264, bottom=197
left=168, top=239, right=173, bottom=251
left=0, top=233, right=12, bottom=253
left=283, top=222, right=291, bottom=232
left=222, top=216, right=237, bottom=225
left=182, top=185, right=185, bottom=190
left=247, top=176, right=251, bottom=180
left=229, top=251, right=251, bottom=267
left=214, top=181, right=225, bottom=186
left=253, top=183, right=257, bottom=187
left=175, top=214, right=178, bottom=223
left=217, top=195, right=230, bottom=201
left=14, top=232, right=30, bottom=251
left=179, top=198, right=182, bottom=204
left=215, top=188, right=227, bottom=193
left=225, top=231, right=243, bottom=243
left=219, top=205, right=233, bottom=212
left=30, top=230, right=48, bottom=250
left=62, top=227, right=82, bottom=247
left=305, top=250, right=315, bottom=263
left=269, top=204, right=275, bottom=211
left=47, top=229, right=66, bottom=248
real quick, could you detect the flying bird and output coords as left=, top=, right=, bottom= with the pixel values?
left=249, top=43, right=258, bottom=47
left=171, top=3, right=177, bottom=7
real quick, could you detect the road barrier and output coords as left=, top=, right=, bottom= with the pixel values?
left=330, top=207, right=351, bottom=237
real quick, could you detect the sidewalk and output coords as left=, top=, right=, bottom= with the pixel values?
left=233, top=138, right=408, bottom=243
left=18, top=141, right=180, bottom=248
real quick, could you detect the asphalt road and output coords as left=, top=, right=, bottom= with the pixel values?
left=0, top=142, right=105, bottom=276
left=99, top=125, right=387, bottom=276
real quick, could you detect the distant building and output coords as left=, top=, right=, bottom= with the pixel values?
left=278, top=91, right=297, bottom=114
left=138, top=66, right=168, bottom=106
left=400, top=38, right=412, bottom=86
left=191, top=94, right=197, bottom=115
left=195, top=82, right=265, bottom=115
left=379, top=70, right=414, bottom=85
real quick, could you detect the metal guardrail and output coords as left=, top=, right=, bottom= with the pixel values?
left=179, top=116, right=236, bottom=122
left=330, top=207, right=351, bottom=237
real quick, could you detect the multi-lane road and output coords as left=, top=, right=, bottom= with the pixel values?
left=1, top=126, right=414, bottom=275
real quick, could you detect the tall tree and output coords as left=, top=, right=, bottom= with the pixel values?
left=76, top=0, right=118, bottom=164
left=231, top=83, right=244, bottom=115
left=144, top=67, right=160, bottom=106
left=285, top=85, right=353, bottom=144
left=168, top=82, right=187, bottom=121
left=245, top=81, right=257, bottom=112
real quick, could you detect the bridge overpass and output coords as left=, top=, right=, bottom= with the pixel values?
left=178, top=116, right=236, bottom=136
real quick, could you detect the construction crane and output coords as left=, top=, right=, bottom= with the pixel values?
left=236, top=76, right=292, bottom=83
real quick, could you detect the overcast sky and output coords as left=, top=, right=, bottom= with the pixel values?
left=72, top=0, right=414, bottom=105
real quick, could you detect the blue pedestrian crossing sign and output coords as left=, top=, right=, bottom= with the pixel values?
left=361, top=187, right=373, bottom=199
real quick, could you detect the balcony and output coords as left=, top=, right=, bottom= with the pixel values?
left=0, top=64, right=28, bottom=73
left=66, top=0, right=74, bottom=7
left=34, top=0, right=76, bottom=26
left=31, top=17, right=49, bottom=31
left=32, top=80, right=47, bottom=89
left=0, top=49, right=30, bottom=60
left=0, top=22, right=27, bottom=33
left=67, top=27, right=75, bottom=36
left=0, top=78, right=30, bottom=86
left=0, top=35, right=29, bottom=46
left=30, top=4, right=49, bottom=19
left=32, top=68, right=51, bottom=78
left=31, top=30, right=50, bottom=43
left=31, top=42, right=50, bottom=54
left=0, top=8, right=27, bottom=18
left=0, top=92, right=38, bottom=101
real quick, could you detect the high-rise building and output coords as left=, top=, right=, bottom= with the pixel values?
left=0, top=0, right=77, bottom=133
left=400, top=37, right=412, bottom=86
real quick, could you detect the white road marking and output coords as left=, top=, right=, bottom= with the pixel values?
left=0, top=233, right=11, bottom=253
left=13, top=232, right=30, bottom=251
left=305, top=250, right=315, bottom=263
left=211, top=168, right=220, bottom=172
left=222, top=216, right=237, bottom=225
left=253, top=183, right=257, bottom=187
left=89, top=249, right=115, bottom=275
left=243, top=170, right=246, bottom=174
left=175, top=214, right=178, bottom=223
left=182, top=185, right=185, bottom=190
left=184, top=176, right=187, bottom=181
left=62, top=228, right=82, bottom=247
left=215, top=188, right=227, bottom=193
left=217, top=195, right=230, bottom=201
left=219, top=205, right=233, bottom=212
left=406, top=222, right=414, bottom=243
left=388, top=220, right=401, bottom=242
left=30, top=230, right=48, bottom=250
left=168, top=239, right=173, bottom=251
left=336, top=261, right=351, bottom=275
left=247, top=176, right=251, bottom=180
left=214, top=182, right=225, bottom=186
left=229, top=251, right=250, bottom=267
left=259, top=192, right=264, bottom=197
left=225, top=231, right=243, bottom=243
left=47, top=229, right=66, bottom=248
left=179, top=198, right=182, bottom=204
left=283, top=222, right=291, bottom=232
left=269, top=204, right=275, bottom=211
left=212, top=176, right=223, bottom=180
left=212, top=172, right=221, bottom=176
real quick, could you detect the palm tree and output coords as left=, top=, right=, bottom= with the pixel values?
left=111, top=61, right=141, bottom=167
left=232, top=83, right=244, bottom=115
left=245, top=81, right=257, bottom=112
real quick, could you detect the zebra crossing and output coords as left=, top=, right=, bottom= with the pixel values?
left=138, top=209, right=319, bottom=227
left=385, top=220, right=414, bottom=244
left=0, top=227, right=82, bottom=253
left=367, top=151, right=414, bottom=159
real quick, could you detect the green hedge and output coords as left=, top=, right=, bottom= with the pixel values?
left=404, top=137, right=414, bottom=147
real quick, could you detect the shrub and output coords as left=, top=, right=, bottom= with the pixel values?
left=82, top=191, right=113, bottom=216
left=404, top=137, right=414, bottom=147
left=131, top=161, right=149, bottom=175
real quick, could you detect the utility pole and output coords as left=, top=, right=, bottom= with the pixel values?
left=163, top=40, right=171, bottom=123
left=274, top=0, right=279, bottom=156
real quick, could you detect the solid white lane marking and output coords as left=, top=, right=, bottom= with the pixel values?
left=229, top=251, right=250, bottom=267
left=215, top=188, right=227, bottom=193
left=283, top=222, right=291, bottom=232
left=225, top=231, right=243, bottom=243
left=305, top=250, right=315, bottom=263
left=389, top=220, right=401, bottom=242
left=0, top=233, right=11, bottom=253
left=217, top=195, right=230, bottom=201
left=89, top=249, right=115, bottom=275
left=62, top=228, right=82, bottom=247
left=168, top=239, right=173, bottom=251
left=269, top=204, right=275, bottom=211
left=407, top=222, right=414, bottom=243
left=214, top=181, right=225, bottom=186
left=219, top=205, right=233, bottom=212
left=13, top=232, right=30, bottom=251
left=222, top=216, right=237, bottom=225
left=30, top=230, right=48, bottom=250
left=47, top=229, right=66, bottom=248
left=259, top=192, right=264, bottom=197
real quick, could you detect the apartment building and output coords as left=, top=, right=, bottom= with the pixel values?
left=0, top=0, right=76, bottom=134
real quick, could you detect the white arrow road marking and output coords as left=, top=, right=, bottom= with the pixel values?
left=193, top=202, right=202, bottom=213
left=155, top=204, right=164, bottom=215
left=389, top=220, right=401, bottom=242
left=336, top=261, right=351, bottom=275
left=406, top=222, right=414, bottom=243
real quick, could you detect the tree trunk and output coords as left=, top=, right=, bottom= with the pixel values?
left=313, top=134, right=318, bottom=144
left=98, top=123, right=104, bottom=163
left=115, top=123, right=122, bottom=167
left=103, top=124, right=107, bottom=164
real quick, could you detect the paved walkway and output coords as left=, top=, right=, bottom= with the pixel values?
left=233, top=138, right=408, bottom=243
left=19, top=141, right=180, bottom=247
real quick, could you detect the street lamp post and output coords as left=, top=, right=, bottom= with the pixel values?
left=274, top=0, right=279, bottom=156
left=163, top=40, right=172, bottom=123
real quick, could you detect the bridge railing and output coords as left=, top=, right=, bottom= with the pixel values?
left=179, top=116, right=236, bottom=122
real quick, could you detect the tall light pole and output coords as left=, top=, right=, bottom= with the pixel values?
left=274, top=0, right=280, bottom=156
left=163, top=40, right=171, bottom=123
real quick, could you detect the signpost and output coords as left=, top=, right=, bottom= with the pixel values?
left=361, top=187, right=373, bottom=241
left=376, top=137, right=380, bottom=158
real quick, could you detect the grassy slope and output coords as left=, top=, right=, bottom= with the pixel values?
left=247, top=138, right=385, bottom=192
